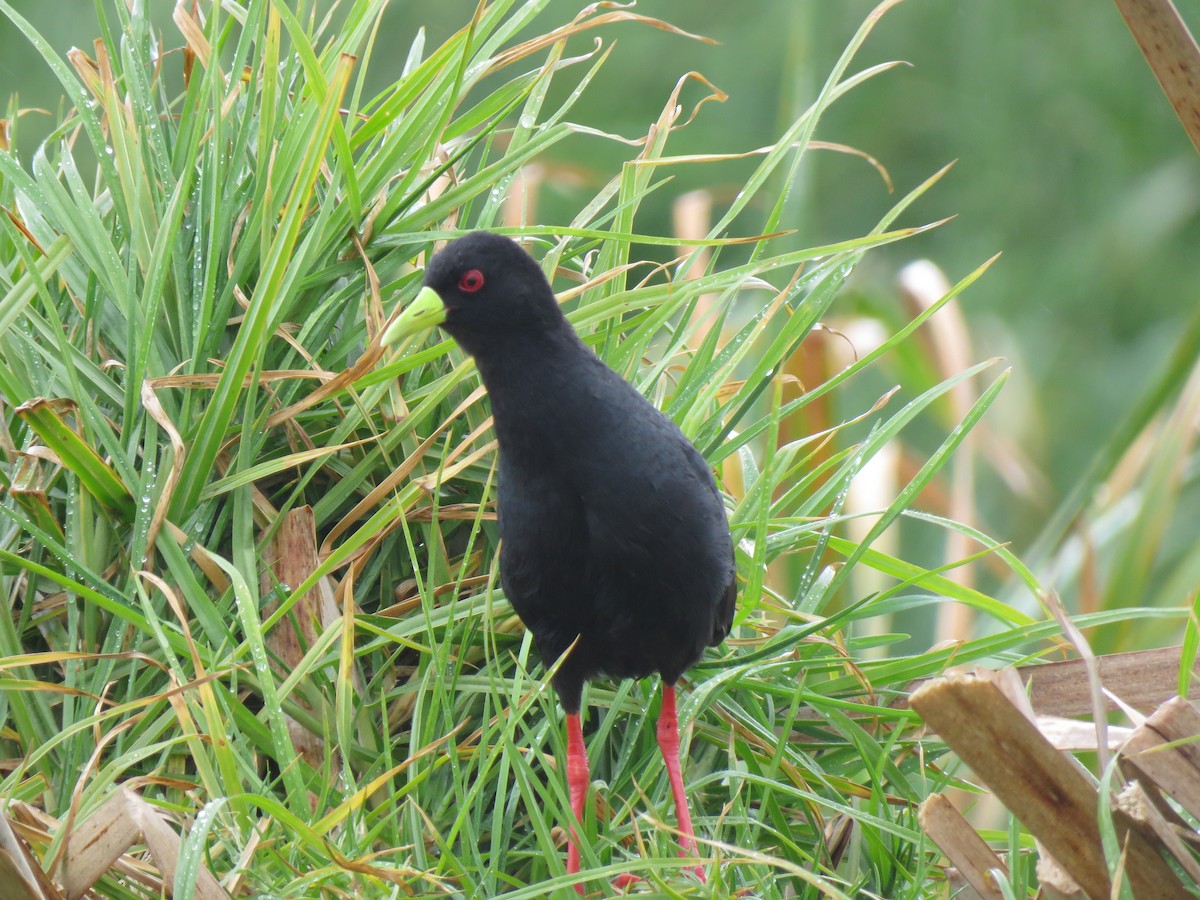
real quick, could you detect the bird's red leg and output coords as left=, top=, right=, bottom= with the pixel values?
left=565, top=711, right=589, bottom=894
left=657, top=684, right=705, bottom=882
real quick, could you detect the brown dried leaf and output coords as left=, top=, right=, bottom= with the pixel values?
left=173, top=0, right=212, bottom=71
left=62, top=789, right=226, bottom=900
left=260, top=507, right=341, bottom=771
left=65, top=48, right=102, bottom=103
left=2, top=206, right=46, bottom=256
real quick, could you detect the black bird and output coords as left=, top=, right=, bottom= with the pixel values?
left=383, top=232, right=736, bottom=890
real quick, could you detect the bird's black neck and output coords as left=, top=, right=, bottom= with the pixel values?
left=471, top=322, right=595, bottom=459
left=472, top=320, right=586, bottom=391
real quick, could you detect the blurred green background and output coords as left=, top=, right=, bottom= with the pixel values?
left=4, top=0, right=1198, bottom=575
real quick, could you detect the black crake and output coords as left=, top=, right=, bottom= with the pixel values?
left=383, top=231, right=736, bottom=888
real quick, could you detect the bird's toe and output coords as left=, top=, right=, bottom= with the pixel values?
left=610, top=872, right=642, bottom=892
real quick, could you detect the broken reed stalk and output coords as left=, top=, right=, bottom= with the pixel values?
left=1122, top=696, right=1200, bottom=821
left=909, top=674, right=1186, bottom=898
left=904, top=645, right=1200, bottom=717
left=1113, top=0, right=1200, bottom=155
left=918, top=793, right=1007, bottom=899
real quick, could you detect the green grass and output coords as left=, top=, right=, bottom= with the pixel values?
left=0, top=1, right=1194, bottom=897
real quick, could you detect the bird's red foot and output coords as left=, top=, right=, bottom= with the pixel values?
left=609, top=864, right=706, bottom=892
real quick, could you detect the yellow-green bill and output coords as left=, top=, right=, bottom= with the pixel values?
left=382, top=286, right=446, bottom=346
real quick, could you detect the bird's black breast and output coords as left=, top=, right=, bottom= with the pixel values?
left=492, top=353, right=735, bottom=710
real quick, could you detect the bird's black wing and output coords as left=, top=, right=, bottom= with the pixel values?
left=496, top=460, right=592, bottom=673
left=711, top=548, right=736, bottom=646
left=562, top=371, right=736, bottom=677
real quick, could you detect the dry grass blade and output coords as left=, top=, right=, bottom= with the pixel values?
left=645, top=70, right=727, bottom=146
left=576, top=70, right=729, bottom=149
left=137, top=571, right=206, bottom=677
left=1041, top=590, right=1111, bottom=770
left=1113, top=0, right=1200, bottom=154
left=172, top=0, right=212, bottom=71
left=147, top=370, right=335, bottom=389
left=0, top=854, right=42, bottom=900
left=413, top=435, right=497, bottom=488
left=264, top=338, right=386, bottom=430
left=140, top=382, right=185, bottom=559
left=1033, top=716, right=1134, bottom=752
left=0, top=813, right=57, bottom=899
left=61, top=792, right=138, bottom=899
left=639, top=140, right=894, bottom=192
left=484, top=6, right=714, bottom=77
left=2, top=205, right=47, bottom=255
left=319, top=383, right=488, bottom=555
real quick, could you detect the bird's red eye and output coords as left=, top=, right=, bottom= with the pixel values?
left=459, top=269, right=485, bottom=293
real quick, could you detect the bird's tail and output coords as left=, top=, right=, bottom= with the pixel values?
left=710, top=570, right=736, bottom=646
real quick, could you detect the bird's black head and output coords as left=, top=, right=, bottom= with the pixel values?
left=383, top=232, right=566, bottom=358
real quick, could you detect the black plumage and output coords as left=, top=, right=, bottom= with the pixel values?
left=383, top=231, right=736, bottom=888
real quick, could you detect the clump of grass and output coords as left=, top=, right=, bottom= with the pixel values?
left=0, top=0, right=1146, bottom=897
